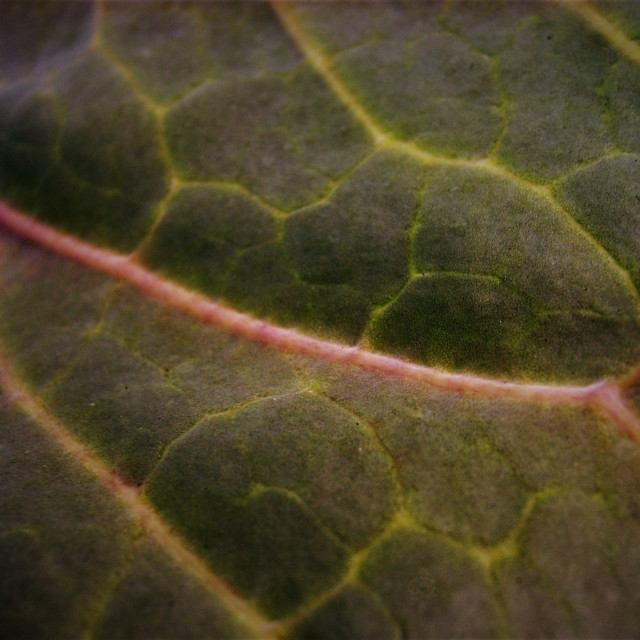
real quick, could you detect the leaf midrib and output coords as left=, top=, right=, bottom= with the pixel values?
left=1, top=201, right=639, bottom=446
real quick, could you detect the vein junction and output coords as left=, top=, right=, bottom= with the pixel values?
left=1, top=200, right=639, bottom=445
left=271, top=1, right=639, bottom=302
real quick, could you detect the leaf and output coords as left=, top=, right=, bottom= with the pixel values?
left=1, top=1, right=640, bottom=638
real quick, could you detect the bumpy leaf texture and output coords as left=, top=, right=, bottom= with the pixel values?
left=2, top=1, right=640, bottom=638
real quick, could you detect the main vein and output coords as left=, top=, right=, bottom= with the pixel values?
left=1, top=201, right=639, bottom=444
left=0, top=336, right=279, bottom=640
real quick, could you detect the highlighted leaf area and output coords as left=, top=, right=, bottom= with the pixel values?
left=2, top=1, right=640, bottom=637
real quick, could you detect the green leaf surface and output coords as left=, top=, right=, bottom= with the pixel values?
left=2, top=1, right=640, bottom=638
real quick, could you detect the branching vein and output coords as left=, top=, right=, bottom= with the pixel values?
left=271, top=1, right=640, bottom=304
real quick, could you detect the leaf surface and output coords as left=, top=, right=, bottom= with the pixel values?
left=2, top=1, right=640, bottom=638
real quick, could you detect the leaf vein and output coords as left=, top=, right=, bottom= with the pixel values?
left=272, top=1, right=640, bottom=305
left=0, top=339, right=279, bottom=640
left=1, top=201, right=640, bottom=446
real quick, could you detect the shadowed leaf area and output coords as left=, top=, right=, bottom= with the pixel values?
left=1, top=1, right=640, bottom=638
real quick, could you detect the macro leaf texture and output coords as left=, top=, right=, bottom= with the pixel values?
left=2, top=1, right=640, bottom=638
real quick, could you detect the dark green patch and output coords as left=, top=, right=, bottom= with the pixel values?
left=402, top=165, right=640, bottom=379
left=102, top=4, right=209, bottom=104
left=0, top=52, right=169, bottom=251
left=496, top=8, right=616, bottom=179
left=0, top=84, right=62, bottom=226
left=146, top=392, right=397, bottom=616
left=56, top=53, right=168, bottom=202
left=145, top=407, right=350, bottom=617
left=143, top=185, right=278, bottom=295
left=37, top=164, right=160, bottom=252
left=556, top=153, right=640, bottom=289
left=0, top=397, right=135, bottom=640
left=334, top=32, right=500, bottom=157
left=94, top=540, right=248, bottom=640
left=45, top=337, right=195, bottom=485
left=511, top=491, right=640, bottom=637
left=303, top=285, right=373, bottom=344
left=518, top=310, right=640, bottom=382
left=225, top=241, right=371, bottom=343
left=166, top=68, right=369, bottom=210
left=414, top=167, right=632, bottom=315
left=285, top=151, right=424, bottom=304
left=224, top=241, right=308, bottom=321
left=287, top=585, right=399, bottom=640
left=369, top=274, right=531, bottom=376
left=360, top=529, right=498, bottom=639
left=236, top=393, right=396, bottom=549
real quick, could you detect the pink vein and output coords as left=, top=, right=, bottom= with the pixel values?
left=1, top=201, right=640, bottom=444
